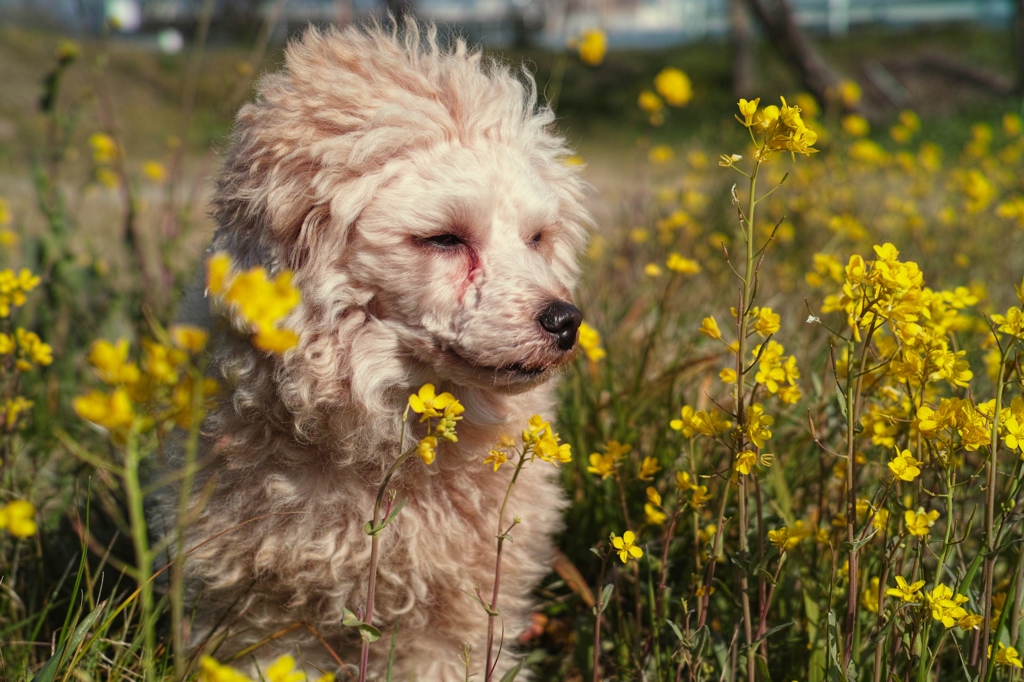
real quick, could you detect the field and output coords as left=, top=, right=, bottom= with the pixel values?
left=2, top=17, right=1024, bottom=682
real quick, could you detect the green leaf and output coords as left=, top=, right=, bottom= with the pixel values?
left=665, top=618, right=684, bottom=642
left=841, top=531, right=877, bottom=553
left=756, top=654, right=773, bottom=682
left=468, top=592, right=500, bottom=617
left=341, top=608, right=382, bottom=642
left=365, top=497, right=409, bottom=536
left=688, top=625, right=710, bottom=656
left=750, top=621, right=795, bottom=647
left=835, top=383, right=848, bottom=419
left=32, top=600, right=107, bottom=682
left=499, top=658, right=525, bottom=682
left=357, top=623, right=382, bottom=643
left=594, top=583, right=615, bottom=615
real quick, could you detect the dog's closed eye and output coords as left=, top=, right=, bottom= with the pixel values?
left=420, top=233, right=466, bottom=250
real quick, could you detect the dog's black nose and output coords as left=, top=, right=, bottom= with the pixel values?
left=537, top=300, right=583, bottom=351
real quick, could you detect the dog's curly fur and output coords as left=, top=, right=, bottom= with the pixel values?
left=178, top=19, right=590, bottom=680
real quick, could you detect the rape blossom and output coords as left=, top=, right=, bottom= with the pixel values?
left=610, top=530, right=643, bottom=563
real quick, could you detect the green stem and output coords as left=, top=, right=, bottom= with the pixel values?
left=358, top=431, right=416, bottom=682
left=485, top=448, right=529, bottom=681
left=123, top=421, right=154, bottom=682
left=979, top=346, right=1007, bottom=680
left=171, top=364, right=206, bottom=680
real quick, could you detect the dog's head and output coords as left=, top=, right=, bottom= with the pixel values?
left=212, top=22, right=590, bottom=414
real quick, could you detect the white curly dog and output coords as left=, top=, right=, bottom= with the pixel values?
left=179, top=19, right=590, bottom=681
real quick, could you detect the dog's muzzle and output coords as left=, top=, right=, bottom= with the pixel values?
left=537, top=300, right=583, bottom=351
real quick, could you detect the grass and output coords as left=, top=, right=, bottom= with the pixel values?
left=2, top=18, right=1024, bottom=682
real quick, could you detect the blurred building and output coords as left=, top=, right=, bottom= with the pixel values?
left=0, top=0, right=1014, bottom=46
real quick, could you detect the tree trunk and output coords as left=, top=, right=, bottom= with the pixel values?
left=731, top=0, right=757, bottom=97
left=741, top=0, right=844, bottom=107
left=1016, top=0, right=1024, bottom=92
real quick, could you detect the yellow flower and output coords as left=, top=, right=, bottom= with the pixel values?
left=670, top=405, right=697, bottom=437
left=587, top=452, right=618, bottom=480
left=637, top=456, right=661, bottom=480
left=752, top=307, right=780, bottom=336
left=991, top=643, right=1024, bottom=669
left=1005, top=414, right=1024, bottom=451
left=886, top=575, right=925, bottom=603
left=577, top=322, right=606, bottom=362
left=0, top=268, right=41, bottom=318
left=644, top=488, right=666, bottom=525
left=266, top=654, right=308, bottom=682
left=575, top=29, right=607, bottom=66
left=648, top=144, right=674, bottom=164
left=434, top=400, right=465, bottom=443
left=720, top=368, right=738, bottom=384
left=927, top=584, right=969, bottom=628
left=734, top=450, right=757, bottom=476
left=644, top=263, right=663, bottom=277
left=676, top=471, right=693, bottom=492
left=745, top=404, right=774, bottom=448
left=0, top=499, right=38, bottom=538
left=170, top=325, right=209, bottom=353
left=206, top=252, right=231, bottom=296
left=484, top=449, right=508, bottom=472
left=15, top=328, right=53, bottom=368
left=610, top=530, right=643, bottom=563
left=3, top=396, right=33, bottom=431
left=958, top=613, right=983, bottom=631
left=88, top=132, right=118, bottom=164
left=666, top=253, right=701, bottom=274
left=751, top=105, right=780, bottom=135
left=736, top=98, right=759, bottom=127
left=887, top=448, right=922, bottom=482
left=638, top=90, right=664, bottom=116
left=699, top=316, right=722, bottom=340
left=768, top=527, right=799, bottom=551
left=142, top=160, right=167, bottom=183
left=862, top=577, right=880, bottom=613
left=73, top=388, right=136, bottom=433
left=417, top=435, right=438, bottom=465
left=197, top=657, right=255, bottom=682
left=904, top=507, right=940, bottom=537
left=408, top=384, right=458, bottom=421
left=654, top=67, right=692, bottom=107
left=836, top=79, right=862, bottom=106
left=88, top=339, right=141, bottom=386
left=690, top=485, right=711, bottom=509
left=841, top=114, right=870, bottom=137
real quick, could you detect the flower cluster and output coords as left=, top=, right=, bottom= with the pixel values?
left=638, top=67, right=693, bottom=126
left=0, top=268, right=51, bottom=433
left=735, top=96, right=818, bottom=159
left=197, top=654, right=334, bottom=682
left=574, top=29, right=606, bottom=67
left=0, top=499, right=37, bottom=539
left=73, top=331, right=216, bottom=437
left=578, top=322, right=606, bottom=362
left=407, top=383, right=464, bottom=465
left=88, top=132, right=120, bottom=189
left=522, top=414, right=572, bottom=465
left=207, top=252, right=301, bottom=354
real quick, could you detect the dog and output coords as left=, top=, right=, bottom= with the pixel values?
left=178, top=19, right=590, bottom=680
